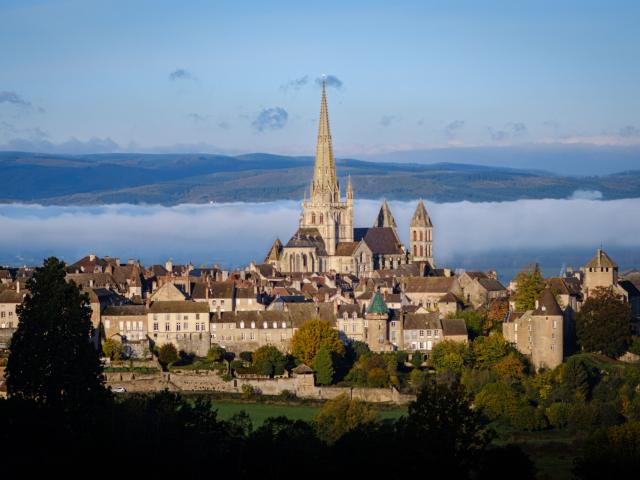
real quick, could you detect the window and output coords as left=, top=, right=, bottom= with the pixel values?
left=419, top=330, right=424, bottom=337
left=126, top=321, right=131, bottom=331
left=183, top=315, right=189, bottom=321
left=250, top=332, right=255, bottom=340
left=391, top=321, right=396, bottom=327
left=196, top=314, right=200, bottom=320
left=153, top=322, right=158, bottom=331
left=184, top=322, right=188, bottom=330
left=312, top=213, right=316, bottom=224
left=176, top=323, right=181, bottom=332
left=352, top=324, right=357, bottom=333
left=273, top=322, right=277, bottom=329
left=240, top=321, right=245, bottom=328
left=319, top=213, right=323, bottom=224
left=251, top=321, right=256, bottom=329
left=119, top=321, right=124, bottom=330
left=138, top=321, right=143, bottom=331
left=165, top=322, right=170, bottom=331
left=105, top=320, right=111, bottom=329
left=427, top=329, right=432, bottom=337
left=282, top=322, right=286, bottom=329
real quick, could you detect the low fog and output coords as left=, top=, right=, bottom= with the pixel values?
left=1, top=199, right=639, bottom=279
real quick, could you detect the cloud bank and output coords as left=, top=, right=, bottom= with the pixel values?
left=1, top=199, right=639, bottom=275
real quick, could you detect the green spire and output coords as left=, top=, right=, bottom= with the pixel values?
left=367, top=292, right=389, bottom=314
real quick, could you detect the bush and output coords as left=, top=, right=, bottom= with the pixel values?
left=102, top=338, right=124, bottom=361
left=158, top=343, right=178, bottom=366
left=241, top=384, right=261, bottom=400
left=367, top=367, right=389, bottom=388
left=411, top=351, right=424, bottom=368
left=253, top=345, right=286, bottom=377
left=230, top=360, right=244, bottom=372
left=396, top=351, right=409, bottom=364
left=240, top=351, right=253, bottom=363
left=546, top=402, right=571, bottom=429
left=510, top=406, right=547, bottom=431
left=279, top=389, right=296, bottom=401
left=207, top=345, right=226, bottom=362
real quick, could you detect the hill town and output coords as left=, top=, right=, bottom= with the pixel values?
left=1, top=83, right=639, bottom=402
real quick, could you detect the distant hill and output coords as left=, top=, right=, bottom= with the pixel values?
left=1, top=151, right=639, bottom=205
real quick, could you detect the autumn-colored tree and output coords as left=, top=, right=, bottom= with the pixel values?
left=102, top=338, right=124, bottom=361
left=576, top=287, right=631, bottom=358
left=474, top=381, right=523, bottom=420
left=514, top=263, right=545, bottom=311
left=291, top=320, right=345, bottom=367
left=485, top=298, right=509, bottom=331
left=314, top=393, right=377, bottom=444
left=494, top=352, right=526, bottom=382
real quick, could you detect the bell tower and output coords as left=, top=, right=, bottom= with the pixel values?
left=410, top=200, right=434, bottom=267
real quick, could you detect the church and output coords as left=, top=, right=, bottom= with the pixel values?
left=264, top=79, right=434, bottom=275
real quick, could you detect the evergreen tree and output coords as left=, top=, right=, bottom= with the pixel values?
left=6, top=257, right=108, bottom=411
left=514, top=263, right=545, bottom=311
left=314, top=345, right=335, bottom=385
left=576, top=287, right=630, bottom=358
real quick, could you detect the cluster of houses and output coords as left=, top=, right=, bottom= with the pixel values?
left=0, top=248, right=637, bottom=372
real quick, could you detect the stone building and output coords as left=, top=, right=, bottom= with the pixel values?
left=581, top=248, right=628, bottom=301
left=503, top=287, right=564, bottom=370
left=264, top=78, right=427, bottom=275
left=147, top=300, right=210, bottom=356
left=409, top=200, right=434, bottom=268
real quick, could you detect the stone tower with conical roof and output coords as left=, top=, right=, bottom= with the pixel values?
left=410, top=200, right=434, bottom=267
left=299, top=77, right=353, bottom=256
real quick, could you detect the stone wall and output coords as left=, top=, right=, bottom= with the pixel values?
left=104, top=370, right=415, bottom=405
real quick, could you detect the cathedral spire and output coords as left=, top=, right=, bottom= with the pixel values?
left=374, top=199, right=398, bottom=229
left=311, top=76, right=339, bottom=204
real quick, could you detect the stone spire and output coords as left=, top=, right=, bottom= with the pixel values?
left=410, top=200, right=433, bottom=227
left=374, top=200, right=397, bottom=229
left=311, top=77, right=339, bottom=204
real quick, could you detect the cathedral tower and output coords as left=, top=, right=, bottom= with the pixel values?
left=300, top=77, right=353, bottom=255
left=410, top=200, right=434, bottom=267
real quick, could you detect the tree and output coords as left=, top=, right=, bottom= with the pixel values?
left=367, top=367, right=389, bottom=387
left=576, top=287, right=630, bottom=358
left=239, top=351, right=253, bottom=363
left=291, top=320, right=345, bottom=367
left=411, top=351, right=425, bottom=368
left=102, top=338, right=124, bottom=361
left=431, top=340, right=469, bottom=373
left=452, top=309, right=485, bottom=339
left=207, top=345, right=226, bottom=362
left=6, top=257, right=108, bottom=410
left=313, top=345, right=334, bottom=385
left=159, top=343, right=178, bottom=366
left=494, top=352, right=526, bottom=382
left=514, top=263, right=544, bottom=311
left=485, top=298, right=509, bottom=332
left=472, top=333, right=509, bottom=368
left=252, top=345, right=286, bottom=377
left=474, top=381, right=523, bottom=421
left=314, top=393, right=377, bottom=444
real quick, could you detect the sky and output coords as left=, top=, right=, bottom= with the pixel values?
left=1, top=0, right=640, bottom=159
left=1, top=198, right=639, bottom=280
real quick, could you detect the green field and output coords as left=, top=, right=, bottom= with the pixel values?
left=209, top=401, right=406, bottom=426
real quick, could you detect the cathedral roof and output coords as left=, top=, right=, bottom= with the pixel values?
left=584, top=248, right=617, bottom=269
left=410, top=200, right=433, bottom=228
left=373, top=200, right=397, bottom=229
left=285, top=228, right=328, bottom=256
left=533, top=287, right=563, bottom=316
left=358, top=228, right=404, bottom=255
left=264, top=238, right=283, bottom=262
left=335, top=242, right=359, bottom=256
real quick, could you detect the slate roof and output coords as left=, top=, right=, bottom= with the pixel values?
left=404, top=277, right=456, bottom=293
left=477, top=278, right=507, bottom=292
left=584, top=248, right=618, bottom=269
left=148, top=301, right=210, bottom=314
left=335, top=242, right=359, bottom=256
left=403, top=312, right=440, bottom=330
left=285, top=228, right=328, bottom=255
left=103, top=305, right=147, bottom=316
left=0, top=289, right=24, bottom=303
left=361, top=228, right=404, bottom=255
left=442, top=318, right=468, bottom=337
left=533, top=288, right=563, bottom=316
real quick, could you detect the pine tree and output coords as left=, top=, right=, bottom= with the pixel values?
left=6, top=257, right=108, bottom=411
left=313, top=345, right=334, bottom=385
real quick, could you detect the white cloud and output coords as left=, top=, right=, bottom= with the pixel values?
left=569, top=190, right=603, bottom=200
left=1, top=199, right=640, bottom=274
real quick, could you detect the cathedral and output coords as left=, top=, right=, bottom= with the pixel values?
left=264, top=79, right=434, bottom=275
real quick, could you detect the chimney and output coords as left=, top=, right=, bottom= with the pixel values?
left=205, top=287, right=209, bottom=300
left=16, top=281, right=20, bottom=294
left=89, top=279, right=94, bottom=288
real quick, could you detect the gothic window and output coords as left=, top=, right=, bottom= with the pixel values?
left=312, top=213, right=316, bottom=224
left=420, top=230, right=424, bottom=241
left=413, top=230, right=417, bottom=241
left=320, top=213, right=324, bottom=224
left=413, top=245, right=417, bottom=256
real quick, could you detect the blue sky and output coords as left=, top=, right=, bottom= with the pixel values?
left=1, top=0, right=639, bottom=157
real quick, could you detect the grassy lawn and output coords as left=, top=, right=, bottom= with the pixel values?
left=492, top=426, right=581, bottom=480
left=210, top=401, right=406, bottom=426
